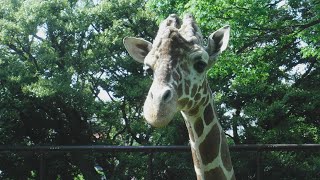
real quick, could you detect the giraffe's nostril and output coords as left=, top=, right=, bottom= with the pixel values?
left=162, top=89, right=172, bottom=102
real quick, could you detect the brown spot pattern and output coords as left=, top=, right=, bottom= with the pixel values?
left=187, top=100, right=193, bottom=109
left=172, top=61, right=178, bottom=70
left=178, top=98, right=189, bottom=108
left=173, top=71, right=180, bottom=81
left=171, top=53, right=179, bottom=68
left=199, top=124, right=221, bottom=165
left=199, top=97, right=206, bottom=106
left=194, top=117, right=204, bottom=137
left=191, top=84, right=198, bottom=97
left=181, top=61, right=189, bottom=74
left=188, top=105, right=199, bottom=116
left=195, top=93, right=201, bottom=101
left=177, top=84, right=183, bottom=97
left=204, top=167, right=227, bottom=180
left=184, top=80, right=191, bottom=95
left=164, top=68, right=171, bottom=82
left=204, top=103, right=213, bottom=125
left=221, top=133, right=233, bottom=171
left=201, top=81, right=208, bottom=95
left=204, top=97, right=210, bottom=107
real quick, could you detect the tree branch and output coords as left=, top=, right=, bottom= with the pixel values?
left=112, top=127, right=127, bottom=141
left=295, top=18, right=320, bottom=30
left=120, top=99, right=145, bottom=144
left=294, top=57, right=317, bottom=87
left=225, top=133, right=234, bottom=140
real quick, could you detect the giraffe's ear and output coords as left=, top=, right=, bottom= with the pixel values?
left=123, top=37, right=152, bottom=63
left=206, top=25, right=230, bottom=58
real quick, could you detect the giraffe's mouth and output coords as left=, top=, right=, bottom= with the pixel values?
left=143, top=101, right=177, bottom=128
left=143, top=86, right=178, bottom=128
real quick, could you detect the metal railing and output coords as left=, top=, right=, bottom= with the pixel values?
left=0, top=144, right=320, bottom=180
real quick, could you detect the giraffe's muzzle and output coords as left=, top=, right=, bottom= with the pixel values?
left=143, top=85, right=178, bottom=128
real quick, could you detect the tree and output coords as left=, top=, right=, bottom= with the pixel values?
left=0, top=0, right=165, bottom=179
left=0, top=0, right=319, bottom=179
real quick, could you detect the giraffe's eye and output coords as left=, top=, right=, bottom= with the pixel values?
left=143, top=64, right=153, bottom=77
left=194, top=61, right=207, bottom=73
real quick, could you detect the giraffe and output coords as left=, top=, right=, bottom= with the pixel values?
left=123, top=14, right=235, bottom=180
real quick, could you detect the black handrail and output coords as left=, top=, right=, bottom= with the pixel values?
left=0, top=145, right=190, bottom=152
left=230, top=143, right=320, bottom=151
left=0, top=144, right=319, bottom=180
left=0, top=144, right=320, bottom=152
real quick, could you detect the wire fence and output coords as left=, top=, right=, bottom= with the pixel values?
left=0, top=144, right=320, bottom=179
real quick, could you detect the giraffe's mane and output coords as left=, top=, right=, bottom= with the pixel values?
left=153, top=14, right=204, bottom=47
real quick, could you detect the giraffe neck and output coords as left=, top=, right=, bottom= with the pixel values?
left=181, top=90, right=235, bottom=180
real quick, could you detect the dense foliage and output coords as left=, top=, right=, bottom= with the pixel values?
left=0, top=0, right=319, bottom=179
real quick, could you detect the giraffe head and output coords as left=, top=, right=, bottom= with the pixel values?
left=124, top=14, right=230, bottom=127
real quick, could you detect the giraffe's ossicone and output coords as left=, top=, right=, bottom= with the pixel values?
left=124, top=14, right=235, bottom=180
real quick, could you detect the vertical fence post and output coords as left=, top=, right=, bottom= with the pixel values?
left=148, top=152, right=153, bottom=180
left=256, top=150, right=262, bottom=180
left=39, top=151, right=45, bottom=180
